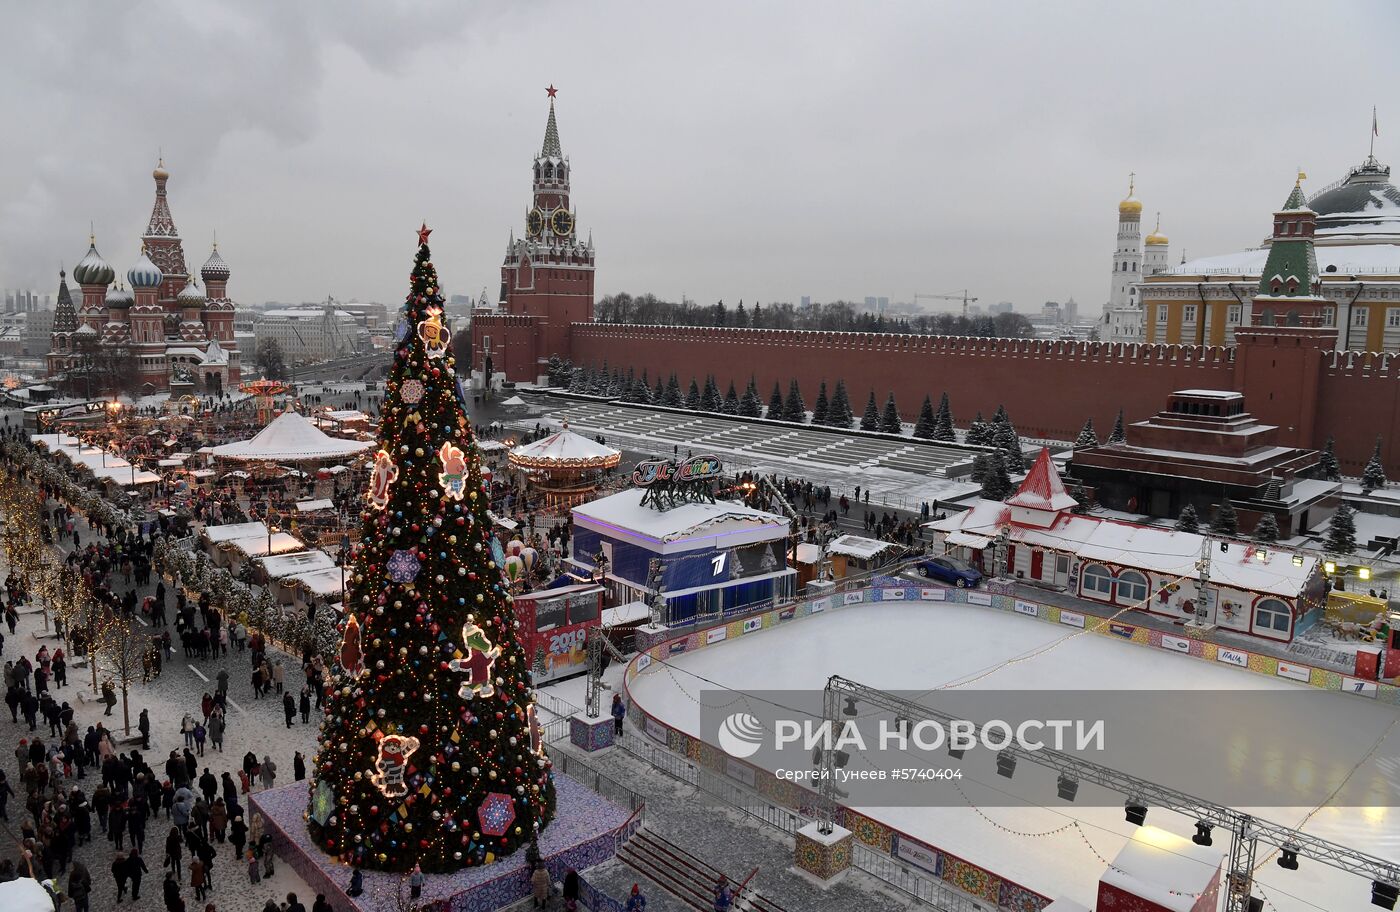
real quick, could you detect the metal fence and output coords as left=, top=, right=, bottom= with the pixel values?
left=608, top=731, right=986, bottom=912
left=552, top=750, right=646, bottom=815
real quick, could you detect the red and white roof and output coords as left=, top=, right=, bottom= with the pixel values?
left=1006, top=447, right=1079, bottom=512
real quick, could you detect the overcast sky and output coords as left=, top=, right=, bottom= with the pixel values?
left=3, top=1, right=1398, bottom=315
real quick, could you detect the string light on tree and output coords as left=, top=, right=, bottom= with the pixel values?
left=305, top=226, right=556, bottom=873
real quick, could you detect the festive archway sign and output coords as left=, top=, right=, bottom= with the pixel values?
left=306, top=228, right=556, bottom=874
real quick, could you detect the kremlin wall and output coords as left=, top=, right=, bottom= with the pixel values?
left=567, top=323, right=1400, bottom=476
left=472, top=98, right=1400, bottom=477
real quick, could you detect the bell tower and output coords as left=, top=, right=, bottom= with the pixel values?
left=474, top=86, right=596, bottom=386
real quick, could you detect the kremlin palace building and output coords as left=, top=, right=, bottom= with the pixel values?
left=46, top=162, right=241, bottom=395
left=1106, top=154, right=1400, bottom=352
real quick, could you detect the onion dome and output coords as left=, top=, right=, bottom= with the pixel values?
left=177, top=279, right=205, bottom=308
left=201, top=244, right=230, bottom=283
left=73, top=239, right=115, bottom=287
left=105, top=284, right=134, bottom=309
left=127, top=248, right=164, bottom=289
left=153, top=158, right=169, bottom=181
left=1118, top=173, right=1142, bottom=215
left=1144, top=213, right=1168, bottom=246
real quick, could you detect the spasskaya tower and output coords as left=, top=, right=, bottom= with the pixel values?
left=471, top=86, right=596, bottom=387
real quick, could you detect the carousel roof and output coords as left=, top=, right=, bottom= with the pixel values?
left=508, top=425, right=621, bottom=470
left=209, top=411, right=374, bottom=463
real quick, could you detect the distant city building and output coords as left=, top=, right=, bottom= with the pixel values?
left=800, top=295, right=811, bottom=308
left=46, top=161, right=240, bottom=393
left=990, top=301, right=1014, bottom=315
left=253, top=304, right=362, bottom=362
left=1102, top=176, right=1165, bottom=345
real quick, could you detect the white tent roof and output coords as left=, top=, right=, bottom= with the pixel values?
left=210, top=411, right=374, bottom=463
left=258, top=549, right=337, bottom=579
left=284, top=567, right=345, bottom=596
left=203, top=521, right=269, bottom=544
left=499, top=395, right=527, bottom=406
left=0, top=878, right=55, bottom=912
left=509, top=427, right=620, bottom=467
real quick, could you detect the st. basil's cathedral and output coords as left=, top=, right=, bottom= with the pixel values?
left=46, top=160, right=241, bottom=395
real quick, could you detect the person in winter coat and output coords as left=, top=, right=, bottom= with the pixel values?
left=181, top=714, right=195, bottom=748
left=624, top=883, right=647, bottom=912
left=347, top=867, right=364, bottom=897
left=209, top=799, right=228, bottom=843
left=313, top=894, right=333, bottom=912
left=138, top=709, right=151, bottom=750
left=611, top=693, right=626, bottom=737
left=531, top=863, right=552, bottom=908
left=293, top=751, right=306, bottom=782
left=260, top=832, right=275, bottom=877
left=299, top=687, right=311, bottom=724
left=67, top=860, right=92, bottom=912
left=409, top=863, right=425, bottom=898
left=125, top=847, right=150, bottom=900
left=282, top=692, right=296, bottom=728
left=246, top=848, right=260, bottom=884
left=163, top=871, right=181, bottom=912
left=172, top=788, right=194, bottom=829
left=165, top=826, right=183, bottom=879
left=273, top=660, right=285, bottom=694
left=259, top=755, right=276, bottom=791
left=190, top=856, right=207, bottom=901
left=563, top=869, right=580, bottom=902
left=712, top=876, right=733, bottom=912
left=229, top=815, right=247, bottom=862
left=207, top=713, right=224, bottom=752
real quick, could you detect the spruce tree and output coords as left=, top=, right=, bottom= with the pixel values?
left=783, top=379, right=806, bottom=423
left=913, top=395, right=937, bottom=439
left=1210, top=500, right=1238, bottom=536
left=700, top=375, right=721, bottom=412
left=652, top=375, right=665, bottom=404
left=880, top=393, right=901, bottom=434
left=568, top=366, right=586, bottom=394
left=722, top=381, right=739, bottom=415
left=308, top=227, right=554, bottom=873
left=812, top=381, right=830, bottom=425
left=994, top=411, right=1025, bottom=471
left=828, top=380, right=853, bottom=428
left=666, top=375, right=688, bottom=409
left=1326, top=503, right=1358, bottom=555
left=739, top=378, right=763, bottom=418
left=1075, top=418, right=1099, bottom=448
left=933, top=392, right=955, bottom=442
left=1362, top=436, right=1388, bottom=492
left=767, top=381, right=784, bottom=419
left=860, top=391, right=881, bottom=431
left=685, top=378, right=702, bottom=410
left=981, top=451, right=1013, bottom=500
left=1318, top=436, right=1340, bottom=481
left=965, top=411, right=990, bottom=447
left=1107, top=408, right=1127, bottom=444
left=1253, top=513, right=1280, bottom=543
left=1175, top=504, right=1200, bottom=533
left=1070, top=480, right=1092, bottom=515
left=970, top=454, right=989, bottom=485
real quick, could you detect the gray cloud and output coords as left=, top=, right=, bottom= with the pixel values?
left=3, top=1, right=1398, bottom=316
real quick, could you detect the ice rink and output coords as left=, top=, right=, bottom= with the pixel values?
left=628, top=601, right=1400, bottom=911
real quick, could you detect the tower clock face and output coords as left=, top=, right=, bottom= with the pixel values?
left=526, top=208, right=544, bottom=238
left=550, top=208, right=573, bottom=237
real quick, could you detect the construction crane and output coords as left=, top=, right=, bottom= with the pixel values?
left=913, top=289, right=979, bottom=318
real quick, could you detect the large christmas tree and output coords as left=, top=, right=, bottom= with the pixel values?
left=307, top=227, right=555, bottom=873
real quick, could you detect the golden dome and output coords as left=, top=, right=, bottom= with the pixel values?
left=153, top=157, right=169, bottom=181
left=1118, top=172, right=1141, bottom=215
left=1144, top=212, right=1168, bottom=245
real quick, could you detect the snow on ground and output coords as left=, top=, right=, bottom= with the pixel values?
left=627, top=601, right=1400, bottom=912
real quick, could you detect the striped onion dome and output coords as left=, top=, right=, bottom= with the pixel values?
left=177, top=279, right=205, bottom=307
left=73, top=241, right=115, bottom=286
left=201, top=245, right=230, bottom=282
left=105, top=285, right=134, bottom=308
left=127, top=249, right=163, bottom=289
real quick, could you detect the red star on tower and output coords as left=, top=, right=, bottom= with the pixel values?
left=545, top=84, right=558, bottom=98
left=417, top=222, right=432, bottom=246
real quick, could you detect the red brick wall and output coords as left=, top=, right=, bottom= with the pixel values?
left=567, top=323, right=1400, bottom=476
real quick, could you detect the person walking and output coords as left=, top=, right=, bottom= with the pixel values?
left=624, top=883, right=648, bottom=912
left=246, top=848, right=260, bottom=885
left=229, top=815, right=247, bottom=862
left=68, top=860, right=92, bottom=912
left=293, top=751, right=305, bottom=782
left=165, top=826, right=183, bottom=880
left=191, top=856, right=207, bottom=902
left=298, top=687, right=311, bottom=724
left=139, top=709, right=151, bottom=751
left=125, top=848, right=150, bottom=901
left=259, top=755, right=276, bottom=791
left=112, top=851, right=130, bottom=902
left=282, top=692, right=295, bottom=729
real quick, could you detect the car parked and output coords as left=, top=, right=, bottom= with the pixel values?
left=917, top=556, right=982, bottom=588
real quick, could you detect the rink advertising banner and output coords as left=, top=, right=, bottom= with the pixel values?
left=697, top=690, right=1400, bottom=807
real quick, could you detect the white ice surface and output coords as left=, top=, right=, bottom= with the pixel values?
left=628, top=601, right=1400, bottom=912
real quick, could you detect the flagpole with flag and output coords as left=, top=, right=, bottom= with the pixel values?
left=1372, top=105, right=1379, bottom=159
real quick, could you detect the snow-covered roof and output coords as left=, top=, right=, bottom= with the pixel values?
left=202, top=521, right=270, bottom=543
left=325, top=409, right=369, bottom=422
left=499, top=395, right=528, bottom=406
left=477, top=439, right=509, bottom=452
left=222, top=532, right=304, bottom=558
left=1100, top=826, right=1223, bottom=912
left=210, top=411, right=374, bottom=462
left=1173, top=389, right=1240, bottom=399
left=1167, top=243, right=1400, bottom=276
left=1006, top=448, right=1079, bottom=512
left=508, top=426, right=620, bottom=469
left=258, top=549, right=337, bottom=579
left=573, top=489, right=788, bottom=554
left=928, top=501, right=1317, bottom=597
left=0, top=878, right=57, bottom=912
left=602, top=600, right=651, bottom=627
left=295, top=498, right=335, bottom=512
left=826, top=534, right=901, bottom=560
left=283, top=567, right=345, bottom=597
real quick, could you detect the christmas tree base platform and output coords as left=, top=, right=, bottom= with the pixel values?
left=251, top=773, right=634, bottom=912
